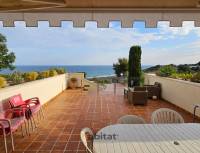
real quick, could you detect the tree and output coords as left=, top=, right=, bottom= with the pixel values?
left=157, top=65, right=177, bottom=77
left=177, top=64, right=191, bottom=73
left=113, top=58, right=128, bottom=77
left=0, top=33, right=15, bottom=71
left=128, top=46, right=142, bottom=87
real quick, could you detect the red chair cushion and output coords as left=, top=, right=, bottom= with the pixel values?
left=9, top=94, right=26, bottom=107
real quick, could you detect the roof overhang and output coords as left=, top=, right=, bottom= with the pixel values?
left=0, top=0, right=200, bottom=28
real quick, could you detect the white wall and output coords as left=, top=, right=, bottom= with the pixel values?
left=145, top=74, right=200, bottom=117
left=0, top=74, right=68, bottom=111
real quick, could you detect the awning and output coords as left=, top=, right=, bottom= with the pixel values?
left=0, top=0, right=200, bottom=27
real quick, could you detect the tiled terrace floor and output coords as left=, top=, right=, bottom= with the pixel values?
left=0, top=84, right=198, bottom=153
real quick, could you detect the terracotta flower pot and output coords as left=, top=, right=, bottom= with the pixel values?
left=69, top=78, right=78, bottom=89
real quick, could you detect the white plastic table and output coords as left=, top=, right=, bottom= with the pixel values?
left=93, top=123, right=200, bottom=153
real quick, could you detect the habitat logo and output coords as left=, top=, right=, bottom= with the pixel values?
left=94, top=132, right=118, bottom=140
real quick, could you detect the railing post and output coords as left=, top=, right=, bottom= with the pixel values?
left=97, top=83, right=99, bottom=94
left=114, top=83, right=116, bottom=95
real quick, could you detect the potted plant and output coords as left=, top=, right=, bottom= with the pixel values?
left=69, top=77, right=78, bottom=89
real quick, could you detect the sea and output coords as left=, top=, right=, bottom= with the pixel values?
left=0, top=65, right=151, bottom=78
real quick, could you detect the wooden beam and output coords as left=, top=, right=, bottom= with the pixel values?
left=0, top=5, right=66, bottom=13
left=21, top=0, right=66, bottom=6
left=3, top=7, right=199, bottom=13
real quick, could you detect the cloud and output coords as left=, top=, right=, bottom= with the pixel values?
left=158, top=21, right=200, bottom=38
left=6, top=21, right=164, bottom=52
left=142, top=40, right=200, bottom=65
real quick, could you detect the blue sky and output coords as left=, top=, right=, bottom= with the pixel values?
left=0, top=21, right=200, bottom=66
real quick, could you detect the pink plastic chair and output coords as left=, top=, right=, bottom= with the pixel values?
left=0, top=107, right=27, bottom=153
left=9, top=94, right=44, bottom=131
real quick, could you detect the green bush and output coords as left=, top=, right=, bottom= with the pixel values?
left=191, top=72, right=200, bottom=83
left=24, top=72, right=39, bottom=81
left=0, top=74, right=9, bottom=79
left=179, top=73, right=193, bottom=80
left=0, top=76, right=7, bottom=88
left=157, top=65, right=177, bottom=77
left=38, top=71, right=50, bottom=79
left=9, top=71, right=24, bottom=85
left=54, top=68, right=66, bottom=74
left=128, top=46, right=142, bottom=87
left=170, top=73, right=193, bottom=81
left=185, top=73, right=193, bottom=80
left=49, top=70, right=58, bottom=77
left=170, top=73, right=179, bottom=79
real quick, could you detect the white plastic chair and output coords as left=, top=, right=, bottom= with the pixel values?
left=117, top=115, right=146, bottom=124
left=80, top=128, right=94, bottom=153
left=151, top=108, right=184, bottom=124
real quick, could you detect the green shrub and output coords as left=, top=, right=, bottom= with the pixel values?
left=170, top=73, right=179, bottom=79
left=54, top=68, right=66, bottom=74
left=0, top=76, right=7, bottom=88
left=170, top=73, right=193, bottom=81
left=157, top=65, right=177, bottom=77
left=191, top=72, right=200, bottom=83
left=185, top=73, right=193, bottom=80
left=9, top=71, right=24, bottom=85
left=128, top=46, right=142, bottom=87
left=38, top=71, right=50, bottom=79
left=179, top=73, right=193, bottom=80
left=49, top=70, right=58, bottom=77
left=24, top=72, right=39, bottom=81
left=55, top=68, right=66, bottom=74
left=0, top=74, right=9, bottom=79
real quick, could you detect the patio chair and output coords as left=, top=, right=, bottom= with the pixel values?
left=80, top=128, right=94, bottom=153
left=193, top=104, right=200, bottom=122
left=0, top=107, right=28, bottom=153
left=117, top=115, right=146, bottom=124
left=124, top=87, right=128, bottom=98
left=9, top=94, right=44, bottom=131
left=144, top=82, right=161, bottom=99
left=128, top=87, right=148, bottom=105
left=151, top=108, right=184, bottom=124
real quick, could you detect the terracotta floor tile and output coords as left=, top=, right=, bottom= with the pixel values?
left=35, top=135, right=48, bottom=141
left=65, top=141, right=79, bottom=150
left=39, top=141, right=55, bottom=151
left=52, top=142, right=67, bottom=151
left=26, top=142, right=43, bottom=151
left=51, top=151, right=64, bottom=153
left=69, top=134, right=80, bottom=141
left=57, top=134, right=71, bottom=142
left=37, top=151, right=51, bottom=153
